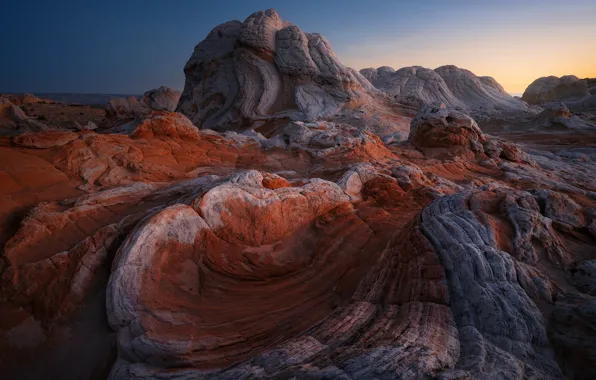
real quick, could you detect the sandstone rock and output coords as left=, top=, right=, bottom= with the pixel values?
left=142, top=86, right=181, bottom=112
left=13, top=130, right=79, bottom=148
left=420, top=189, right=566, bottom=379
left=337, top=163, right=384, bottom=200
left=106, top=86, right=181, bottom=120
left=361, top=65, right=536, bottom=121
left=130, top=111, right=200, bottom=140
left=176, top=9, right=384, bottom=133
left=549, top=293, right=596, bottom=380
left=408, top=102, right=486, bottom=157
left=2, top=9, right=596, bottom=380
left=194, top=170, right=351, bottom=245
left=527, top=102, right=596, bottom=132
left=570, top=260, right=596, bottom=296
left=105, top=96, right=146, bottom=120
left=361, top=65, right=466, bottom=109
left=0, top=99, right=49, bottom=134
left=522, top=75, right=590, bottom=105
left=262, top=121, right=393, bottom=159
left=74, top=120, right=98, bottom=131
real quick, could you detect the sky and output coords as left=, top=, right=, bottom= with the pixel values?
left=2, top=0, right=595, bottom=95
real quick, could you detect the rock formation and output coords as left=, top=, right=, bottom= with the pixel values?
left=522, top=75, right=590, bottom=105
left=360, top=65, right=536, bottom=122
left=1, top=93, right=57, bottom=106
left=522, top=75, right=596, bottom=115
left=0, top=96, right=49, bottom=134
left=106, top=86, right=181, bottom=120
left=408, top=102, right=487, bottom=158
left=176, top=9, right=394, bottom=134
left=1, top=8, right=596, bottom=380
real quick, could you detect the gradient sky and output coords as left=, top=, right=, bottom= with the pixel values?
left=2, top=0, right=595, bottom=95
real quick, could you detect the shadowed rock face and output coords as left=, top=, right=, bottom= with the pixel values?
left=106, top=86, right=181, bottom=120
left=0, top=96, right=49, bottom=134
left=2, top=8, right=596, bottom=380
left=176, top=9, right=380, bottom=132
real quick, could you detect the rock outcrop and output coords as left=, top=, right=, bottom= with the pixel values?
left=521, top=75, right=596, bottom=115
left=360, top=65, right=536, bottom=122
left=0, top=97, right=49, bottom=134
left=2, top=8, right=596, bottom=380
left=176, top=9, right=384, bottom=132
left=527, top=102, right=596, bottom=132
left=106, top=86, right=181, bottom=120
left=408, top=102, right=487, bottom=158
left=522, top=75, right=590, bottom=105
left=1, top=93, right=57, bottom=106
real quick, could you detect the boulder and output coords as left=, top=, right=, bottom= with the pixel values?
left=408, top=102, right=487, bottom=157
left=130, top=111, right=200, bottom=140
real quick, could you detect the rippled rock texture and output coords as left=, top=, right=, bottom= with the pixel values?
left=360, top=65, right=536, bottom=122
left=176, top=9, right=399, bottom=134
left=2, top=8, right=596, bottom=380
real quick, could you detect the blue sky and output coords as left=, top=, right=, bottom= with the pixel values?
left=2, top=0, right=595, bottom=94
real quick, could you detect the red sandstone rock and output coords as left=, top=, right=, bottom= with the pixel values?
left=2, top=9, right=596, bottom=380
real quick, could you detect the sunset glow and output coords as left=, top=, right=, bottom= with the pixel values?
left=2, top=0, right=595, bottom=94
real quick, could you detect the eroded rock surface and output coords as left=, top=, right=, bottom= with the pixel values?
left=0, top=97, right=49, bottom=134
left=361, top=65, right=536, bottom=122
left=176, top=9, right=405, bottom=136
left=106, top=86, right=181, bottom=120
left=1, top=8, right=596, bottom=380
left=522, top=75, right=590, bottom=105
left=408, top=102, right=486, bottom=158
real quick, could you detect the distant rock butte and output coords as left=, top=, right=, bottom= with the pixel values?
left=1, top=8, right=596, bottom=380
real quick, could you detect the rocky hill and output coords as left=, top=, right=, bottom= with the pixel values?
left=360, top=65, right=537, bottom=122
left=1, top=8, right=595, bottom=380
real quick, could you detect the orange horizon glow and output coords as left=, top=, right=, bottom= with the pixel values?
left=336, top=6, right=596, bottom=95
